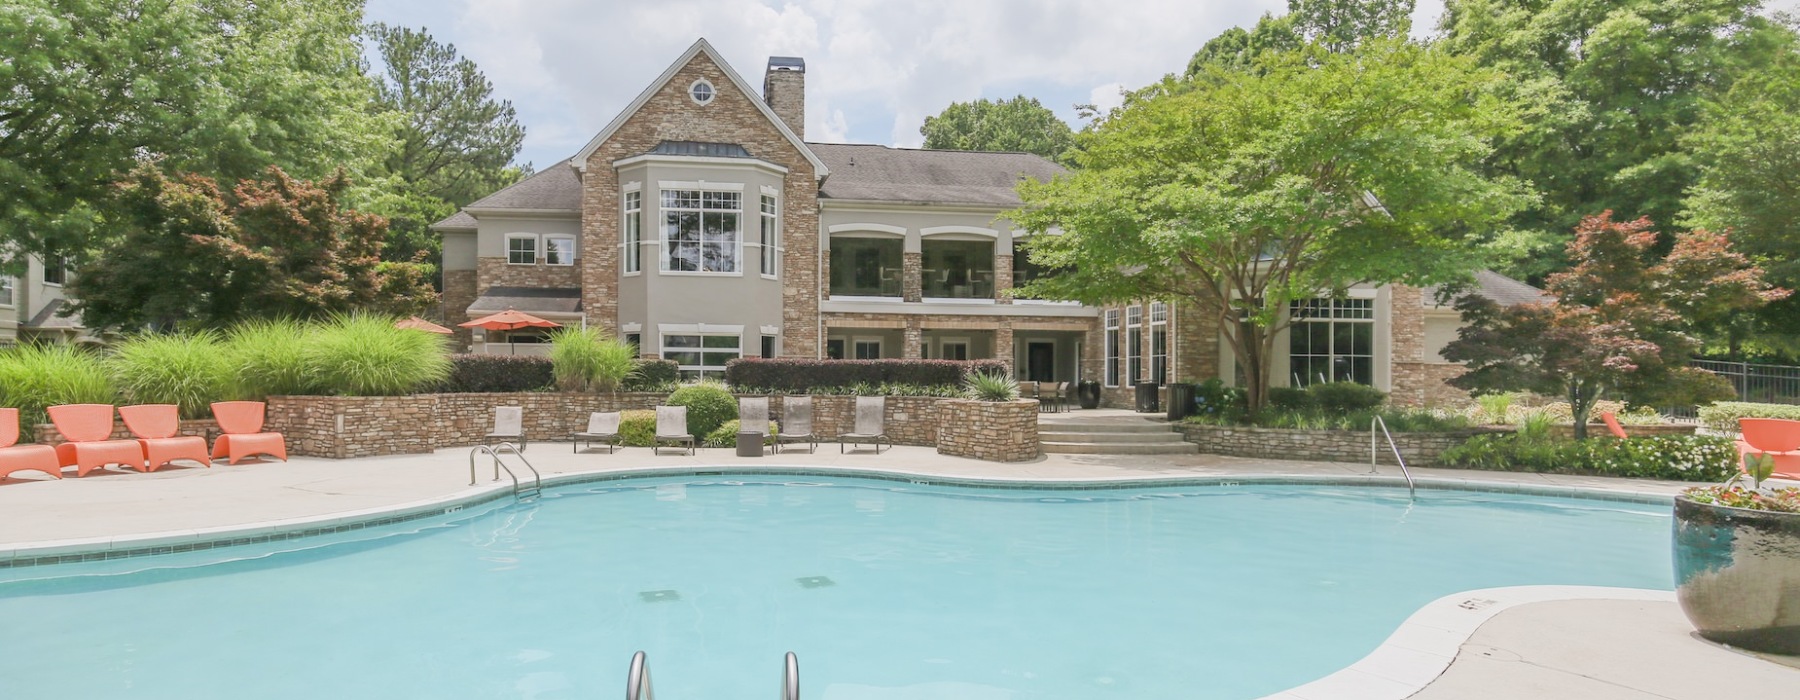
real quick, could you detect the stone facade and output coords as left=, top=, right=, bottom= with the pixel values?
left=34, top=418, right=221, bottom=446
left=442, top=269, right=478, bottom=347
left=1390, top=361, right=1470, bottom=408
left=476, top=257, right=582, bottom=294
left=1177, top=423, right=1509, bottom=467
left=937, top=399, right=1040, bottom=462
left=994, top=254, right=1013, bottom=304
left=901, top=251, right=923, bottom=303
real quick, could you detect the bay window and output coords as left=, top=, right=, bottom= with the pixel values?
left=623, top=191, right=642, bottom=273
left=662, top=190, right=740, bottom=273
left=760, top=194, right=778, bottom=277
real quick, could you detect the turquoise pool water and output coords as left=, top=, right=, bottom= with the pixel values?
left=0, top=478, right=1671, bottom=700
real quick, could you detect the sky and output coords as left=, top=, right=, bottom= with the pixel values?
left=363, top=0, right=1800, bottom=170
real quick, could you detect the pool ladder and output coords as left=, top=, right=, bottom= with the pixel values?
left=469, top=442, right=542, bottom=501
left=625, top=650, right=799, bottom=700
left=1369, top=416, right=1416, bottom=497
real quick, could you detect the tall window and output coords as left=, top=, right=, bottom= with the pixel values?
left=853, top=339, right=882, bottom=359
left=623, top=191, right=642, bottom=273
left=1126, top=305, right=1143, bottom=386
left=829, top=237, right=902, bottom=297
left=42, top=257, right=66, bottom=285
left=662, top=333, right=740, bottom=380
left=545, top=235, right=576, bottom=266
left=761, top=335, right=776, bottom=358
left=0, top=275, right=13, bottom=306
left=1289, top=298, right=1375, bottom=386
left=506, top=234, right=537, bottom=265
left=1104, top=309, right=1120, bottom=387
left=662, top=190, right=739, bottom=273
left=1150, top=302, right=1168, bottom=386
left=922, top=239, right=995, bottom=299
left=760, top=194, right=778, bottom=277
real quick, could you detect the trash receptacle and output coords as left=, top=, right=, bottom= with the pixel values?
left=1134, top=382, right=1160, bottom=413
left=736, top=431, right=764, bottom=457
left=1166, top=383, right=1196, bottom=421
left=1077, top=380, right=1101, bottom=410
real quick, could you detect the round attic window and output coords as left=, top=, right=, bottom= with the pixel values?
left=689, top=79, right=715, bottom=106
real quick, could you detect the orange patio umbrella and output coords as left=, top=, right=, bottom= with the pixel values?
left=395, top=316, right=454, bottom=335
left=459, top=309, right=562, bottom=354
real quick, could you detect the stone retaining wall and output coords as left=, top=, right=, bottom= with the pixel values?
left=1176, top=423, right=1510, bottom=467
left=937, top=399, right=1040, bottom=462
left=33, top=419, right=221, bottom=446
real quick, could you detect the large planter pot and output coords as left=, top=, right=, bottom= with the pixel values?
left=1672, top=495, right=1800, bottom=654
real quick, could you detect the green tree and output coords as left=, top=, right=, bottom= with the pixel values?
left=1186, top=0, right=1414, bottom=76
left=1438, top=0, right=1792, bottom=280
left=67, top=164, right=437, bottom=330
left=1011, top=41, right=1533, bottom=412
left=920, top=96, right=1075, bottom=162
left=364, top=23, right=525, bottom=265
left=1443, top=213, right=1784, bottom=438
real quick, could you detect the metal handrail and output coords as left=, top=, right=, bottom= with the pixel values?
left=782, top=652, right=799, bottom=700
left=468, top=442, right=542, bottom=499
left=627, top=651, right=653, bottom=700
left=1369, top=416, right=1415, bottom=497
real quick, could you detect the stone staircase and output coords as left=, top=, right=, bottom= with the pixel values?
left=1038, top=412, right=1199, bottom=455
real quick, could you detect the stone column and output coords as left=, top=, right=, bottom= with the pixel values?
left=1174, top=299, right=1221, bottom=383
left=902, top=252, right=923, bottom=303
left=994, top=254, right=1013, bottom=304
left=995, top=320, right=1015, bottom=373
left=903, top=318, right=923, bottom=359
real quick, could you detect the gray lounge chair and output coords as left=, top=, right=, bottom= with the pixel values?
left=739, top=397, right=770, bottom=455
left=572, top=411, right=621, bottom=454
left=486, top=406, right=525, bottom=451
left=839, top=396, right=890, bottom=454
left=654, top=405, right=695, bottom=455
left=776, top=396, right=817, bottom=453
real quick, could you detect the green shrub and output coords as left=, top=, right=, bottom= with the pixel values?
left=701, top=419, right=780, bottom=448
left=624, top=359, right=680, bottom=392
left=723, top=358, right=1008, bottom=393
left=0, top=344, right=116, bottom=432
left=1697, top=401, right=1800, bottom=433
left=1475, top=393, right=1515, bottom=424
left=618, top=409, right=656, bottom=447
left=307, top=314, right=451, bottom=396
left=437, top=354, right=554, bottom=393
left=111, top=331, right=234, bottom=418
left=1440, top=433, right=1736, bottom=482
left=225, top=318, right=314, bottom=398
left=1186, top=406, right=1471, bottom=433
left=549, top=328, right=638, bottom=392
left=1308, top=382, right=1386, bottom=414
left=778, top=382, right=963, bottom=397
left=667, top=382, right=736, bottom=437
left=1193, top=379, right=1247, bottom=420
left=1268, top=386, right=1312, bottom=411
left=965, top=371, right=1019, bottom=401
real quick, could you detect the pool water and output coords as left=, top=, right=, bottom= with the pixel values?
left=0, top=478, right=1671, bottom=700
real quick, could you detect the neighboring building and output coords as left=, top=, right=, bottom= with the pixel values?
left=0, top=255, right=97, bottom=346
left=434, top=38, right=1540, bottom=405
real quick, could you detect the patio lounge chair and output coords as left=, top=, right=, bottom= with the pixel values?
left=839, top=396, right=890, bottom=454
left=0, top=407, right=62, bottom=480
left=654, top=406, right=695, bottom=456
left=209, top=401, right=288, bottom=465
left=120, top=404, right=211, bottom=471
left=776, top=396, right=818, bottom=454
left=1600, top=412, right=1630, bottom=439
left=572, top=412, right=622, bottom=454
left=487, top=406, right=525, bottom=451
left=49, top=404, right=146, bottom=476
left=739, top=397, right=770, bottom=456
left=1737, top=417, right=1800, bottom=480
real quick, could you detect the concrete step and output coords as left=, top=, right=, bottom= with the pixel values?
left=1032, top=421, right=1174, bottom=434
left=1039, top=441, right=1200, bottom=455
left=1038, top=430, right=1186, bottom=443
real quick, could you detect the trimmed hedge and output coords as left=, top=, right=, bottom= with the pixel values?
left=438, top=354, right=554, bottom=393
left=1698, top=401, right=1800, bottom=433
left=1440, top=433, right=1738, bottom=482
left=624, top=359, right=680, bottom=391
left=724, top=358, right=1008, bottom=393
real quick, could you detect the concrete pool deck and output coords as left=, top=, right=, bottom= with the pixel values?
left=2, top=442, right=1795, bottom=699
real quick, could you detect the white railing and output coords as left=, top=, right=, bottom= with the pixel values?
left=1369, top=416, right=1416, bottom=497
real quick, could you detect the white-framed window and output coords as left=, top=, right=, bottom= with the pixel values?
left=41, top=257, right=66, bottom=286
left=662, top=332, right=740, bottom=380
left=688, top=78, right=716, bottom=105
left=1150, top=301, right=1168, bottom=386
left=545, top=235, right=576, bottom=266
left=1104, top=309, right=1120, bottom=387
left=761, top=335, right=776, bottom=358
left=759, top=194, right=778, bottom=278
left=0, top=275, right=13, bottom=306
left=1289, top=298, right=1375, bottom=386
left=506, top=234, right=538, bottom=265
left=661, top=189, right=740, bottom=273
left=623, top=190, right=642, bottom=274
left=1126, top=305, right=1143, bottom=386
left=853, top=338, right=883, bottom=360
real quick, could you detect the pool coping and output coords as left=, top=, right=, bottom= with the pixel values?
left=0, top=464, right=1674, bottom=568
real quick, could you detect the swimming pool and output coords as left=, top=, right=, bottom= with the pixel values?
left=0, top=476, right=1671, bottom=700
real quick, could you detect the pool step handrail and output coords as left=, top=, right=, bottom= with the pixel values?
left=468, top=442, right=542, bottom=501
left=627, top=650, right=653, bottom=700
left=782, top=651, right=799, bottom=700
left=1369, top=416, right=1416, bottom=497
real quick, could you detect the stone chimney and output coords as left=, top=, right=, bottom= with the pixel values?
left=763, top=56, right=805, bottom=140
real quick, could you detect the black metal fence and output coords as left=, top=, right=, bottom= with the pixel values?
left=1666, top=360, right=1800, bottom=419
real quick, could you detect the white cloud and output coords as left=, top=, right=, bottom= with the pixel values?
left=1087, top=83, right=1127, bottom=118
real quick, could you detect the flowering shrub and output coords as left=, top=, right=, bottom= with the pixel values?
left=1683, top=485, right=1800, bottom=513
left=1697, top=401, right=1800, bottom=433
left=1441, top=434, right=1737, bottom=482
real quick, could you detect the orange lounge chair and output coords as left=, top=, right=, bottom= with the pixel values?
left=1600, top=411, right=1630, bottom=439
left=0, top=407, right=62, bottom=480
left=1737, top=417, right=1800, bottom=481
left=120, top=404, right=211, bottom=471
left=210, top=401, right=287, bottom=465
left=48, top=404, right=147, bottom=476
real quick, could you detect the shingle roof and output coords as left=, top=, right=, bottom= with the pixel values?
left=1424, top=270, right=1549, bottom=308
left=648, top=141, right=754, bottom=158
left=465, top=164, right=583, bottom=212
left=431, top=211, right=477, bottom=231
left=467, top=286, right=584, bottom=316
left=23, top=298, right=82, bottom=330
left=809, top=143, right=1065, bottom=207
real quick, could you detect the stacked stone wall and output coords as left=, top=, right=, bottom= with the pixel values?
left=34, top=419, right=220, bottom=446
left=1176, top=423, right=1505, bottom=467
left=937, top=399, right=1039, bottom=462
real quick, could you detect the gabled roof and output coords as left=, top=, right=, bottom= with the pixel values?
left=431, top=211, right=478, bottom=231
left=569, top=38, right=827, bottom=178
left=430, top=164, right=582, bottom=230
left=1424, top=270, right=1550, bottom=308
left=810, top=143, right=1066, bottom=207
left=24, top=298, right=82, bottom=331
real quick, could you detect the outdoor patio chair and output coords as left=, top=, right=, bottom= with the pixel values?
left=486, top=406, right=526, bottom=451
left=1737, top=417, right=1800, bottom=480
left=572, top=412, right=622, bottom=454
left=209, top=401, right=288, bottom=465
left=0, top=407, right=62, bottom=481
left=1052, top=382, right=1072, bottom=413
left=654, top=405, right=695, bottom=456
left=119, top=404, right=210, bottom=471
left=48, top=404, right=147, bottom=476
left=776, top=396, right=818, bottom=454
left=1600, top=412, right=1630, bottom=439
left=739, top=397, right=770, bottom=456
left=839, top=396, right=890, bottom=454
